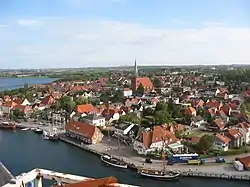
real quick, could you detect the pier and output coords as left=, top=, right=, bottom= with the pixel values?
left=58, top=134, right=250, bottom=181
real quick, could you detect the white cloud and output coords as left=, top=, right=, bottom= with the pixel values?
left=0, top=24, right=8, bottom=28
left=17, top=19, right=43, bottom=27
left=1, top=19, right=250, bottom=68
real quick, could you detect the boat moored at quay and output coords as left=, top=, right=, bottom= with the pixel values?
left=101, top=154, right=128, bottom=169
left=0, top=121, right=18, bottom=129
left=3, top=127, right=250, bottom=183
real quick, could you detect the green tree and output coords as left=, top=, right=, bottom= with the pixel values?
left=143, top=107, right=154, bottom=117
left=196, top=134, right=213, bottom=151
left=12, top=108, right=25, bottom=119
left=136, top=84, right=144, bottom=95
left=51, top=101, right=61, bottom=110
left=119, top=113, right=141, bottom=124
left=154, top=110, right=172, bottom=125
left=206, top=115, right=214, bottom=123
left=197, top=108, right=205, bottom=118
left=100, top=90, right=111, bottom=103
left=75, top=97, right=89, bottom=105
left=111, top=90, right=124, bottom=103
left=153, top=78, right=162, bottom=88
left=155, top=101, right=168, bottom=111
left=59, top=96, right=76, bottom=112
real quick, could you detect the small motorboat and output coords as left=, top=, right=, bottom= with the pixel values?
left=43, top=130, right=59, bottom=141
left=43, top=135, right=50, bottom=140
left=22, top=128, right=30, bottom=131
left=33, top=128, right=43, bottom=134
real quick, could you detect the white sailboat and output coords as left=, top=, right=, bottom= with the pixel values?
left=101, top=131, right=127, bottom=169
left=138, top=132, right=181, bottom=180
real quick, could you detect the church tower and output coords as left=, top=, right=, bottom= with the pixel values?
left=134, top=57, right=138, bottom=77
left=131, top=58, right=138, bottom=94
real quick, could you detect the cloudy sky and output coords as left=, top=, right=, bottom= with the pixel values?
left=0, top=0, right=250, bottom=69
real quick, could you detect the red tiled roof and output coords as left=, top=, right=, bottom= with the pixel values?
left=40, top=96, right=54, bottom=106
left=101, top=108, right=119, bottom=119
left=228, top=102, right=239, bottom=110
left=2, top=101, right=17, bottom=108
left=227, top=128, right=243, bottom=139
left=13, top=98, right=24, bottom=105
left=66, top=121, right=101, bottom=139
left=137, top=77, right=154, bottom=88
left=239, top=156, right=250, bottom=168
left=76, top=104, right=96, bottom=114
left=190, top=136, right=201, bottom=144
left=205, top=99, right=220, bottom=108
left=216, top=110, right=227, bottom=117
left=237, top=122, right=250, bottom=130
left=213, top=118, right=226, bottom=129
left=220, top=105, right=230, bottom=116
left=53, top=176, right=118, bottom=187
left=70, top=86, right=88, bottom=92
left=142, top=131, right=153, bottom=149
left=152, top=125, right=178, bottom=143
left=215, top=133, right=231, bottom=144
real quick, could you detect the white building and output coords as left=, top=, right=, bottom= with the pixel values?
left=82, top=114, right=106, bottom=127
left=238, top=123, right=250, bottom=144
left=213, top=133, right=230, bottom=152
left=123, top=88, right=133, bottom=97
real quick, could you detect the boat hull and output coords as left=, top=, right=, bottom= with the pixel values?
left=0, top=124, right=16, bottom=129
left=138, top=171, right=181, bottom=181
left=48, top=136, right=59, bottom=141
left=34, top=129, right=43, bottom=134
left=101, top=155, right=128, bottom=169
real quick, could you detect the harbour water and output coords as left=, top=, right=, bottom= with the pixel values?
left=0, top=130, right=249, bottom=187
left=0, top=77, right=57, bottom=91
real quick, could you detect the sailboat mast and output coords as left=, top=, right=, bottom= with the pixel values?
left=118, top=135, right=121, bottom=160
left=108, top=130, right=111, bottom=157
left=162, top=133, right=166, bottom=173
left=106, top=102, right=112, bottom=157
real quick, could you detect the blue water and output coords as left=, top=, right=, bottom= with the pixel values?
left=0, top=77, right=57, bottom=90
left=0, top=130, right=249, bottom=187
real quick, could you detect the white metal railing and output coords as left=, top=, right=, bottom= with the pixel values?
left=3, top=168, right=139, bottom=187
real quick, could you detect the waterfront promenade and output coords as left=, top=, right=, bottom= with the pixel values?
left=58, top=134, right=250, bottom=181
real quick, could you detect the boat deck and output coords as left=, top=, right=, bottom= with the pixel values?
left=0, top=162, right=14, bottom=186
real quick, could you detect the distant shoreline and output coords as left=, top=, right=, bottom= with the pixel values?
left=0, top=76, right=58, bottom=92
left=0, top=76, right=50, bottom=79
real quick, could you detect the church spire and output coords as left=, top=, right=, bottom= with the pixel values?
left=134, top=57, right=138, bottom=77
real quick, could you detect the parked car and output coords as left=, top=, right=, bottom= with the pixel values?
left=144, top=158, right=152, bottom=164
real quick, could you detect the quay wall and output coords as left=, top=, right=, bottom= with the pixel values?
left=58, top=135, right=250, bottom=181
left=58, top=135, right=138, bottom=170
